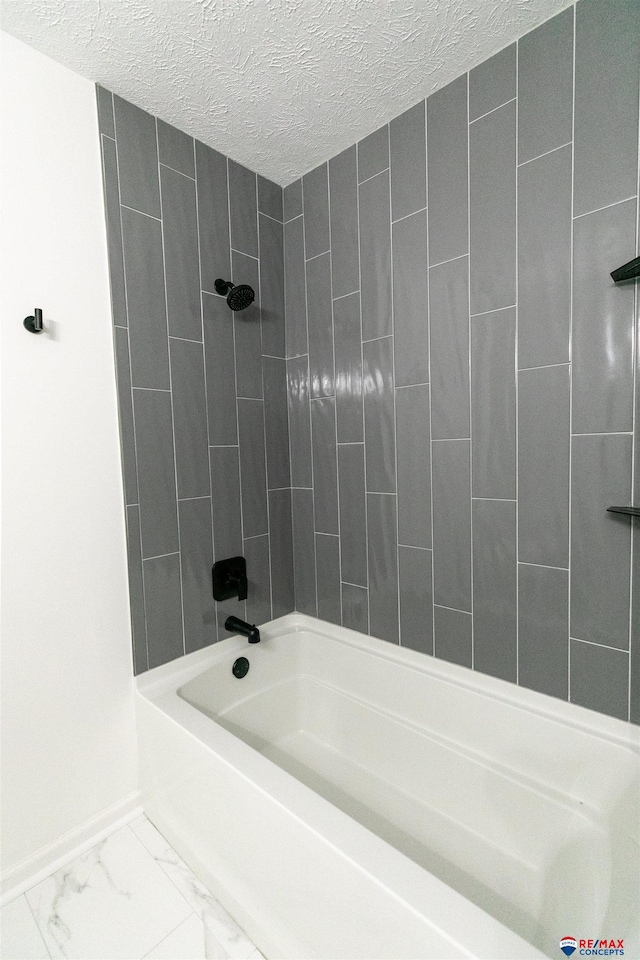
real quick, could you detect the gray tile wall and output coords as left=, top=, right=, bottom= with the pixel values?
left=98, top=88, right=293, bottom=673
left=284, top=0, right=640, bottom=723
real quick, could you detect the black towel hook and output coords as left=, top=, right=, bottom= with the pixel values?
left=24, top=308, right=44, bottom=334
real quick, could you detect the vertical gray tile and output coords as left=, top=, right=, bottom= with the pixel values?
left=157, top=119, right=194, bottom=178
left=570, top=639, right=629, bottom=721
left=338, top=443, right=368, bottom=588
left=469, top=100, right=516, bottom=316
left=367, top=493, right=399, bottom=644
left=518, top=564, right=568, bottom=700
left=100, top=136, right=127, bottom=326
left=169, top=338, right=210, bottom=499
left=269, top=489, right=294, bottom=618
left=518, top=365, right=570, bottom=567
left=311, top=397, right=338, bottom=534
left=284, top=178, right=302, bottom=221
left=133, top=388, right=179, bottom=559
left=517, top=145, right=572, bottom=368
left=316, top=534, right=341, bottom=625
left=432, top=439, right=471, bottom=612
left=396, top=384, right=431, bottom=548
left=571, top=434, right=632, bottom=649
left=358, top=125, right=389, bottom=182
left=238, top=399, right=268, bottom=538
left=244, top=534, right=272, bottom=626
left=258, top=175, right=283, bottom=222
left=429, top=256, right=470, bottom=440
left=232, top=251, right=262, bottom=399
left=259, top=214, right=285, bottom=358
left=574, top=0, right=640, bottom=217
left=114, top=328, right=139, bottom=506
left=307, top=252, right=334, bottom=398
left=126, top=505, right=147, bottom=674
left=210, top=446, right=242, bottom=560
left=143, top=553, right=183, bottom=668
left=178, top=498, right=216, bottom=653
left=160, top=165, right=201, bottom=341
left=329, top=146, right=359, bottom=299
left=285, top=216, right=307, bottom=357
left=359, top=170, right=392, bottom=340
left=427, top=76, right=469, bottom=267
left=390, top=101, right=426, bottom=222
left=96, top=84, right=115, bottom=138
left=334, top=292, right=363, bottom=443
left=393, top=210, right=429, bottom=387
left=228, top=159, right=258, bottom=258
left=471, top=307, right=516, bottom=499
left=287, top=355, right=312, bottom=487
left=263, top=357, right=290, bottom=490
left=363, top=337, right=396, bottom=493
left=518, top=8, right=574, bottom=164
left=572, top=200, right=636, bottom=434
left=203, top=292, right=237, bottom=446
left=113, top=96, right=160, bottom=217
left=292, top=488, right=317, bottom=615
left=121, top=207, right=169, bottom=389
left=195, top=141, right=230, bottom=294
left=399, top=546, right=433, bottom=655
left=472, top=499, right=517, bottom=682
left=303, top=163, right=330, bottom=259
left=469, top=43, right=516, bottom=121
left=342, top=583, right=369, bottom=634
left=469, top=102, right=516, bottom=315
left=434, top=606, right=472, bottom=668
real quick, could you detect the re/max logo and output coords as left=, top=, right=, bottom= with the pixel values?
left=561, top=938, right=625, bottom=957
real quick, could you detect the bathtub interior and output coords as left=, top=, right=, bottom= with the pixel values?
left=178, top=621, right=640, bottom=958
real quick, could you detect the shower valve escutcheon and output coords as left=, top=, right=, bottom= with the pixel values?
left=212, top=556, right=248, bottom=601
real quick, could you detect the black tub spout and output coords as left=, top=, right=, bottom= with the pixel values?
left=225, top=615, right=260, bottom=643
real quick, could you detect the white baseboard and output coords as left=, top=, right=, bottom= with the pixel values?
left=1, top=791, right=143, bottom=905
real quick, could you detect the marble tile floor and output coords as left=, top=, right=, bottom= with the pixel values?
left=1, top=815, right=265, bottom=960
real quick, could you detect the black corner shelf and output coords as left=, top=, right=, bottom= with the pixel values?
left=611, top=256, right=640, bottom=283
left=607, top=505, right=640, bottom=518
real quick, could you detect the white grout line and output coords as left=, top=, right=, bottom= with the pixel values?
left=571, top=431, right=633, bottom=437
left=131, top=386, right=171, bottom=392
left=425, top=95, right=437, bottom=656
left=519, top=560, right=570, bottom=572
left=159, top=160, right=195, bottom=182
left=358, top=166, right=390, bottom=186
left=362, top=334, right=393, bottom=343
left=169, top=334, right=203, bottom=344
left=332, top=289, right=360, bottom=302
left=258, top=210, right=283, bottom=225
left=570, top=636, right=631, bottom=655
left=433, top=602, right=472, bottom=616
left=305, top=249, right=330, bottom=263
left=517, top=140, right=572, bottom=168
left=110, top=106, right=150, bottom=670
left=467, top=69, right=475, bottom=670
left=428, top=252, right=468, bottom=271
left=326, top=158, right=343, bottom=625
left=628, top=63, right=640, bottom=721
left=514, top=37, right=520, bottom=686
left=156, top=116, right=187, bottom=657
left=120, top=202, right=161, bottom=222
left=356, top=142, right=371, bottom=635
left=177, top=495, right=210, bottom=502
left=395, top=380, right=430, bottom=390
left=388, top=125, right=402, bottom=647
left=567, top=3, right=577, bottom=707
left=469, top=96, right=516, bottom=126
left=572, top=194, right=638, bottom=221
left=391, top=205, right=427, bottom=226
left=231, top=247, right=258, bottom=261
left=470, top=303, right=517, bottom=319
left=432, top=436, right=471, bottom=442
left=398, top=543, right=433, bottom=551
left=142, top=551, right=180, bottom=562
left=301, top=175, right=319, bottom=617
left=472, top=497, right=517, bottom=502
left=518, top=361, right=570, bottom=373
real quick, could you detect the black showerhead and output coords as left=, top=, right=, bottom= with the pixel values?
left=214, top=278, right=255, bottom=311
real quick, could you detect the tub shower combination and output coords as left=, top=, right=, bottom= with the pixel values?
left=136, top=614, right=639, bottom=960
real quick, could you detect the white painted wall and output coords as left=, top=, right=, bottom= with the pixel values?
left=0, top=31, right=139, bottom=894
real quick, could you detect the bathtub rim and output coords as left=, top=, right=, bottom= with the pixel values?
left=137, top=612, right=639, bottom=755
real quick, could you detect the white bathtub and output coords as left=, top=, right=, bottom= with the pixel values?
left=136, top=614, right=639, bottom=960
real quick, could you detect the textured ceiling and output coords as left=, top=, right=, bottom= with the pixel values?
left=1, top=0, right=570, bottom=185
